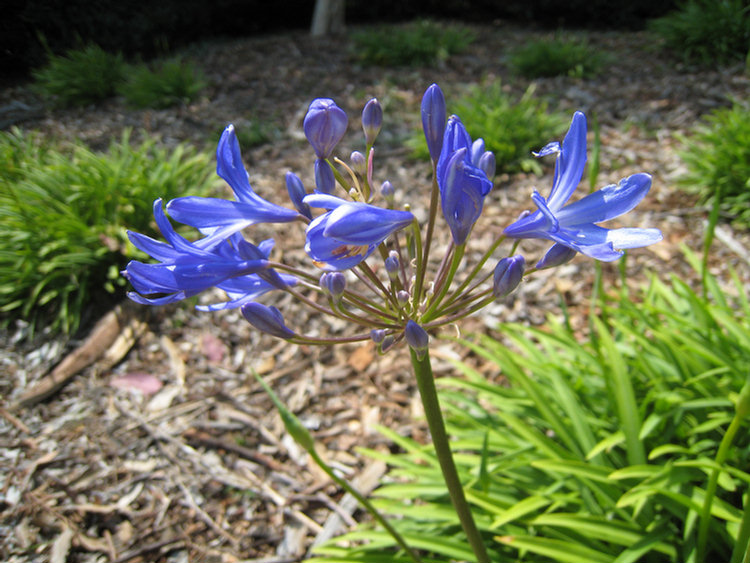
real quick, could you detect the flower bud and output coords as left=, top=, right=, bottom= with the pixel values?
left=470, top=138, right=485, bottom=166
left=362, top=98, right=383, bottom=145
left=285, top=171, right=311, bottom=219
left=478, top=151, right=496, bottom=179
left=397, top=290, right=410, bottom=304
left=493, top=255, right=525, bottom=299
left=350, top=150, right=366, bottom=175
left=241, top=303, right=295, bottom=339
left=536, top=243, right=577, bottom=270
left=380, top=180, right=394, bottom=203
left=379, top=335, right=395, bottom=354
left=303, top=98, right=348, bottom=158
left=384, top=250, right=400, bottom=279
left=421, top=83, right=446, bottom=162
left=320, top=271, right=346, bottom=301
left=314, top=158, right=335, bottom=194
left=370, top=328, right=386, bottom=344
left=405, top=320, right=429, bottom=359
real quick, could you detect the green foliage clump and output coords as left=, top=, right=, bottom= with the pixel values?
left=119, top=58, right=207, bottom=109
left=509, top=37, right=609, bottom=78
left=314, top=256, right=750, bottom=563
left=0, top=129, right=216, bottom=337
left=351, top=20, right=475, bottom=67
left=32, top=44, right=126, bottom=107
left=411, top=82, right=567, bottom=174
left=678, top=102, right=750, bottom=229
left=649, top=0, right=750, bottom=65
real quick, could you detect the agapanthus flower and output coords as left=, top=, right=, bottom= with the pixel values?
left=303, top=98, right=348, bottom=159
left=303, top=194, right=414, bottom=270
left=241, top=303, right=296, bottom=339
left=166, top=125, right=300, bottom=244
left=504, top=111, right=662, bottom=261
left=436, top=115, right=494, bottom=246
left=124, top=200, right=289, bottom=306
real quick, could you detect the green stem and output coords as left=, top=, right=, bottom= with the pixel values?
left=731, top=490, right=750, bottom=563
left=309, top=449, right=424, bottom=563
left=697, top=376, right=750, bottom=562
left=410, top=348, right=490, bottom=563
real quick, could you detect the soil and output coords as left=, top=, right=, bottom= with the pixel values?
left=1, top=21, right=749, bottom=563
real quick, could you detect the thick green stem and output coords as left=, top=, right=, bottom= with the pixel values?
left=309, top=449, right=423, bottom=563
left=410, top=348, right=490, bottom=563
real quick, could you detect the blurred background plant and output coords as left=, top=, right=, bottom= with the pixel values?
left=351, top=20, right=475, bottom=67
left=677, top=101, right=750, bottom=230
left=0, top=129, right=216, bottom=337
left=649, top=0, right=750, bottom=66
left=313, top=252, right=750, bottom=563
left=409, top=81, right=567, bottom=174
left=508, top=36, right=610, bottom=78
left=119, top=58, right=207, bottom=109
left=31, top=44, right=127, bottom=107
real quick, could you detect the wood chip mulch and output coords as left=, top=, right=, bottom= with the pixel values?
left=1, top=22, right=749, bottom=562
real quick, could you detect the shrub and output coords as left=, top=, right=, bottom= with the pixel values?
left=410, top=81, right=567, bottom=174
left=351, top=20, right=475, bottom=67
left=649, top=0, right=750, bottom=65
left=509, top=37, right=609, bottom=78
left=0, top=129, right=216, bottom=337
left=119, top=58, right=207, bottom=109
left=31, top=44, right=126, bottom=107
left=678, top=101, right=750, bottom=229
left=314, top=257, right=750, bottom=562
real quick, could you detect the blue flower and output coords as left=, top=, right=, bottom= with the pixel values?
left=436, top=115, right=494, bottom=246
left=166, top=125, right=300, bottom=245
left=504, top=112, right=662, bottom=261
left=303, top=98, right=348, bottom=159
left=124, top=199, right=295, bottom=307
left=303, top=194, right=414, bottom=270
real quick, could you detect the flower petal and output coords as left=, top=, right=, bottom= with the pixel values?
left=546, top=111, right=587, bottom=211
left=556, top=173, right=652, bottom=226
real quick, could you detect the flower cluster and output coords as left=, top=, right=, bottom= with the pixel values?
left=124, top=83, right=661, bottom=351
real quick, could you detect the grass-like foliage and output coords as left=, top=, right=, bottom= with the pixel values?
left=32, top=44, right=126, bottom=108
left=351, top=20, right=475, bottom=67
left=509, top=37, right=609, bottom=79
left=0, top=129, right=215, bottom=337
left=678, top=101, right=750, bottom=229
left=411, top=82, right=567, bottom=174
left=314, top=256, right=750, bottom=563
left=649, top=0, right=750, bottom=65
left=119, top=58, right=207, bottom=109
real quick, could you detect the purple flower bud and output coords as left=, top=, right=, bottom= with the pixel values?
left=384, top=251, right=399, bottom=279
left=493, top=255, right=525, bottom=299
left=536, top=243, right=577, bottom=270
left=241, top=303, right=295, bottom=339
left=320, top=271, right=346, bottom=300
left=380, top=335, right=395, bottom=353
left=380, top=180, right=394, bottom=203
left=470, top=138, right=485, bottom=166
left=370, top=329, right=386, bottom=343
left=478, top=151, right=496, bottom=179
left=303, top=98, right=348, bottom=158
left=362, top=98, right=383, bottom=145
left=350, top=150, right=366, bottom=175
left=405, top=320, right=429, bottom=359
left=421, top=84, right=446, bottom=162
left=314, top=158, right=336, bottom=194
left=285, top=171, right=311, bottom=219
left=397, top=290, right=410, bottom=304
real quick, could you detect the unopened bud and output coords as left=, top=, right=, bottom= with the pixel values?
left=350, top=150, right=366, bottom=175
left=404, top=320, right=429, bottom=360
left=380, top=180, right=394, bottom=203
left=478, top=151, right=496, bottom=179
left=370, top=329, right=386, bottom=344
left=362, top=98, right=383, bottom=145
left=285, top=171, right=311, bottom=219
left=241, top=303, right=296, bottom=339
left=385, top=251, right=400, bottom=279
left=320, top=271, right=346, bottom=301
left=303, top=98, right=348, bottom=159
left=493, top=255, right=525, bottom=299
left=397, top=290, right=410, bottom=304
left=421, top=83, right=446, bottom=162
left=536, top=243, right=577, bottom=270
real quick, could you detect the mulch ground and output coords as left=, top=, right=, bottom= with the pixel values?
left=1, top=21, right=749, bottom=563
